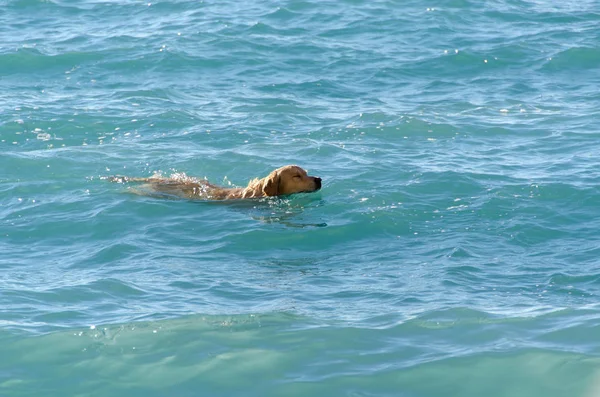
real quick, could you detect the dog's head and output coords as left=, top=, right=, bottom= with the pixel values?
left=258, top=165, right=322, bottom=197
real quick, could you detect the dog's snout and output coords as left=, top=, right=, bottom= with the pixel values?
left=314, top=177, right=322, bottom=190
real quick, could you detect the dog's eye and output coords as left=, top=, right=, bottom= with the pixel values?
left=293, top=175, right=301, bottom=179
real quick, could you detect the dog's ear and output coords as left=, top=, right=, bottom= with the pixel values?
left=261, top=172, right=280, bottom=196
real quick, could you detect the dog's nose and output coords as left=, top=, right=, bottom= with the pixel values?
left=314, top=177, right=322, bottom=190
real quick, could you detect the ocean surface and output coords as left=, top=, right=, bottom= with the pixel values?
left=2, top=0, right=600, bottom=395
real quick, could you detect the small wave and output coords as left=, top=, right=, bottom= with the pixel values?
left=0, top=48, right=103, bottom=75
left=543, top=46, right=600, bottom=71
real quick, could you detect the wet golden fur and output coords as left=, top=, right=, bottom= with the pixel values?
left=108, top=165, right=321, bottom=200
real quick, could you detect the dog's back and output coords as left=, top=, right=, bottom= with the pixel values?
left=107, top=175, right=241, bottom=200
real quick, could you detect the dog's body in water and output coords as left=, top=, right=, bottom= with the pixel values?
left=108, top=165, right=322, bottom=200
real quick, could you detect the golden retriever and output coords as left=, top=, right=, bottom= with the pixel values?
left=108, top=165, right=322, bottom=200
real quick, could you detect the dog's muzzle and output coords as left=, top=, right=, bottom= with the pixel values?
left=314, top=177, right=322, bottom=190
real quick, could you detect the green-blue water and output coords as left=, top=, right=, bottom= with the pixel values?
left=2, top=0, right=600, bottom=395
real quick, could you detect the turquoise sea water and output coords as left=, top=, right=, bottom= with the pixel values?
left=2, top=0, right=600, bottom=395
